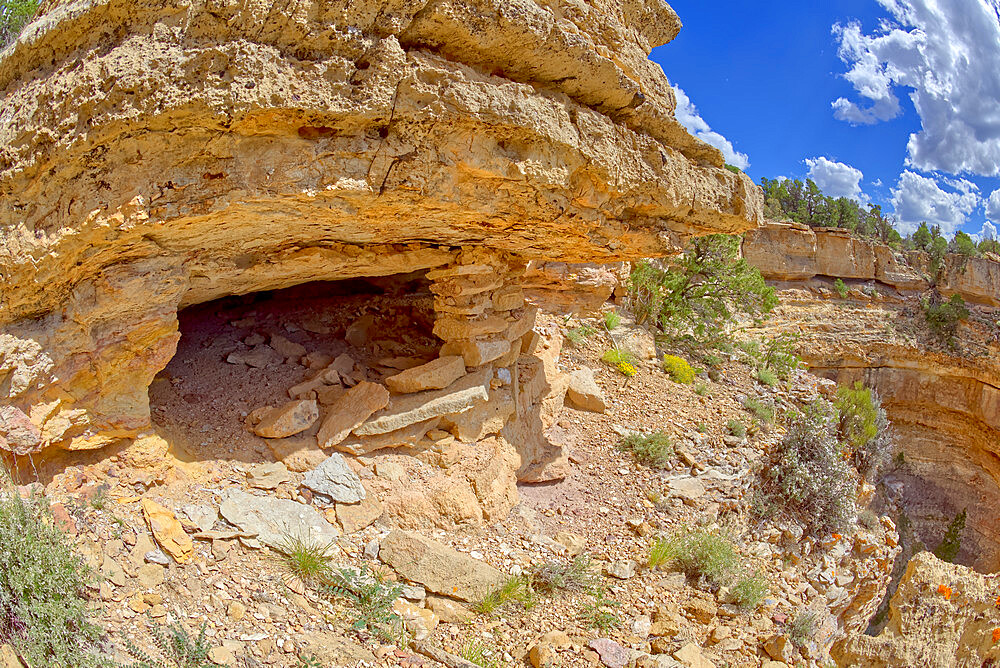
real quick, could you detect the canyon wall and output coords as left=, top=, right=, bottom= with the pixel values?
left=744, top=222, right=1000, bottom=572
left=0, top=0, right=762, bottom=457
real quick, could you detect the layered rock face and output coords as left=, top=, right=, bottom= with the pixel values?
left=0, top=0, right=762, bottom=457
left=744, top=223, right=1000, bottom=572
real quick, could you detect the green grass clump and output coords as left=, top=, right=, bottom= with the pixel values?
left=617, top=431, right=674, bottom=468
left=276, top=535, right=337, bottom=584
left=602, top=348, right=639, bottom=377
left=530, top=555, right=599, bottom=595
left=743, top=396, right=774, bottom=423
left=647, top=529, right=738, bottom=586
left=603, top=310, right=622, bottom=330
left=460, top=641, right=501, bottom=668
left=731, top=572, right=769, bottom=611
left=694, top=382, right=710, bottom=396
left=788, top=611, right=817, bottom=647
left=662, top=354, right=696, bottom=384
left=726, top=419, right=746, bottom=438
left=475, top=575, right=535, bottom=615
left=0, top=471, right=106, bottom=667
left=565, top=324, right=596, bottom=347
left=755, top=366, right=778, bottom=387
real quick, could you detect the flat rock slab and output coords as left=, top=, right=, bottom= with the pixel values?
left=385, top=355, right=467, bottom=394
left=378, top=530, right=503, bottom=603
left=668, top=477, right=706, bottom=501
left=565, top=367, right=607, bottom=413
left=336, top=492, right=383, bottom=534
left=336, top=418, right=439, bottom=456
left=253, top=400, right=319, bottom=438
left=247, top=461, right=291, bottom=490
left=219, top=489, right=339, bottom=549
left=589, top=639, right=629, bottom=668
left=141, top=498, right=193, bottom=564
left=302, top=453, right=366, bottom=504
left=266, top=435, right=327, bottom=472
left=354, top=369, right=490, bottom=436
left=317, top=381, right=390, bottom=448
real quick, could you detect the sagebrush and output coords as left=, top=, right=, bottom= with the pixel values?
left=617, top=431, right=673, bottom=468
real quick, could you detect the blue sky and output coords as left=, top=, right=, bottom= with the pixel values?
left=651, top=0, right=1000, bottom=241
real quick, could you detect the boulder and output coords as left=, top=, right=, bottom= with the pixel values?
left=252, top=400, right=319, bottom=438
left=565, top=367, right=607, bottom=413
left=354, top=369, right=490, bottom=436
left=385, top=356, right=467, bottom=394
left=270, top=334, right=306, bottom=359
left=317, top=382, right=390, bottom=448
left=219, top=490, right=339, bottom=549
left=302, top=454, right=366, bottom=504
left=378, top=530, right=504, bottom=602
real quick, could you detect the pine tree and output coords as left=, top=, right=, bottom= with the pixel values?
left=933, top=508, right=966, bottom=563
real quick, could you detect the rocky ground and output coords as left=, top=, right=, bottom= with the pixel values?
left=2, top=286, right=904, bottom=668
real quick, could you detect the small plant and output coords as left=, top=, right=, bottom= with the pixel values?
left=120, top=621, right=211, bottom=668
left=530, top=555, right=598, bottom=595
left=565, top=324, right=596, bottom=347
left=475, top=575, right=534, bottom=615
left=648, top=528, right=738, bottom=586
left=617, top=431, right=674, bottom=468
left=89, top=487, right=109, bottom=511
left=319, top=566, right=404, bottom=643
left=694, top=382, right=710, bottom=396
left=858, top=510, right=881, bottom=531
left=603, top=310, right=622, bottom=330
left=704, top=353, right=723, bottom=368
left=0, top=0, right=39, bottom=48
left=662, top=354, right=695, bottom=384
left=933, top=508, right=967, bottom=563
left=787, top=611, right=817, bottom=647
left=460, top=641, right=500, bottom=668
left=726, top=420, right=746, bottom=438
left=834, top=278, right=848, bottom=299
left=755, top=366, right=777, bottom=387
left=835, top=382, right=894, bottom=480
left=731, top=572, right=768, bottom=611
left=0, top=470, right=106, bottom=667
left=602, top=348, right=639, bottom=377
left=577, top=588, right=621, bottom=631
left=275, top=534, right=337, bottom=584
left=743, top=397, right=774, bottom=423
left=696, top=422, right=707, bottom=433
left=297, top=656, right=323, bottom=668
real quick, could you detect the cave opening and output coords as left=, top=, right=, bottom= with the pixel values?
left=148, top=271, right=439, bottom=463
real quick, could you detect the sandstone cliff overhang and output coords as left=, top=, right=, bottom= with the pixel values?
left=0, top=1, right=762, bottom=455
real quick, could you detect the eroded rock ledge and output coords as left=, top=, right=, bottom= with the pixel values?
left=0, top=0, right=762, bottom=457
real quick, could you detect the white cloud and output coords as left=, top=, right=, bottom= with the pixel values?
left=889, top=170, right=979, bottom=235
left=833, top=1, right=1000, bottom=176
left=872, top=178, right=884, bottom=187
left=972, top=220, right=997, bottom=243
left=986, top=188, right=1000, bottom=221
left=672, top=85, right=750, bottom=170
left=805, top=157, right=867, bottom=202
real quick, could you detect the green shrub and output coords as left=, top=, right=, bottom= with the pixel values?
left=577, top=588, right=620, bottom=631
left=731, top=572, right=769, bottom=611
left=121, top=621, right=211, bottom=668
left=276, top=534, right=336, bottom=584
left=648, top=529, right=738, bottom=586
left=603, top=310, right=622, bottom=330
left=618, top=432, right=674, bottom=468
left=662, top=354, right=695, bottom=384
left=318, top=565, right=404, bottom=643
left=726, top=419, right=746, bottom=438
left=835, top=382, right=894, bottom=481
left=626, top=236, right=777, bottom=355
left=932, top=508, right=966, bottom=563
left=921, top=293, right=969, bottom=344
left=0, top=0, right=39, bottom=48
left=694, top=381, right=710, bottom=396
left=743, top=397, right=774, bottom=423
left=754, top=400, right=857, bottom=534
left=0, top=472, right=106, bottom=667
left=755, top=366, right=777, bottom=387
left=529, top=555, right=598, bottom=595
left=602, top=348, right=639, bottom=377
left=834, top=278, right=848, bottom=299
left=759, top=333, right=802, bottom=379
left=788, top=611, right=817, bottom=647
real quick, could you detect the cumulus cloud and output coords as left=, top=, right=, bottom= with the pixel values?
left=986, top=188, right=1000, bottom=221
left=890, top=170, right=980, bottom=235
left=833, top=0, right=1000, bottom=176
left=805, top=157, right=867, bottom=202
left=672, top=85, right=750, bottom=170
left=973, top=220, right=998, bottom=243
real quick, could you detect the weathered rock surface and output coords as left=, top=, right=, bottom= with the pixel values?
left=316, top=382, right=390, bottom=448
left=252, top=400, right=319, bottom=439
left=565, top=367, right=607, bottom=413
left=384, top=356, right=467, bottom=394
left=0, top=0, right=761, bottom=455
left=218, top=490, right=339, bottom=549
left=378, top=530, right=504, bottom=602
left=301, top=454, right=367, bottom=504
left=354, top=370, right=490, bottom=436
left=833, top=551, right=1000, bottom=667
